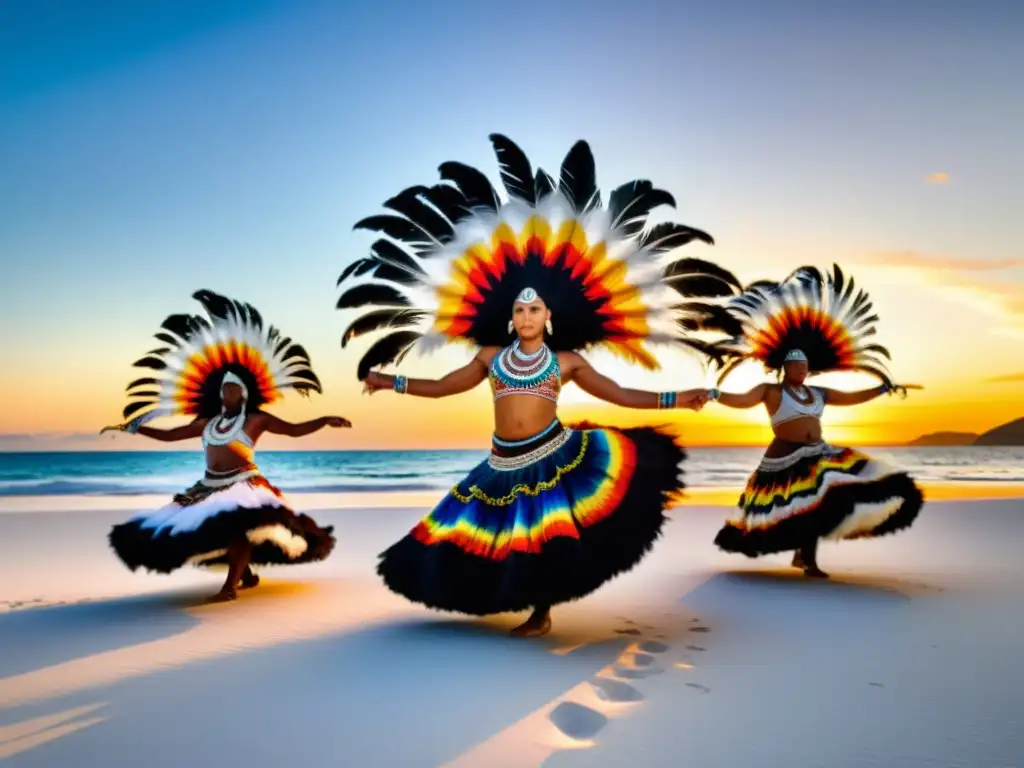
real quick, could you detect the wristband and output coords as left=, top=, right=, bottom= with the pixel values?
left=393, top=375, right=408, bottom=394
left=657, top=391, right=677, bottom=409
left=708, top=388, right=721, bottom=402
left=123, top=415, right=146, bottom=434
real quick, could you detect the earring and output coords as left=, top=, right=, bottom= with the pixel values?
left=508, top=320, right=514, bottom=335
left=545, top=319, right=553, bottom=335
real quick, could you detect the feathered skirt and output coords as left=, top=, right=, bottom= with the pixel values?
left=714, top=440, right=924, bottom=557
left=108, top=465, right=336, bottom=574
left=376, top=419, right=686, bottom=615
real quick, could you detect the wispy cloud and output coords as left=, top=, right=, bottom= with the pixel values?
left=850, top=251, right=1024, bottom=336
left=986, top=373, right=1024, bottom=384
left=925, top=172, right=950, bottom=184
left=856, top=251, right=1024, bottom=272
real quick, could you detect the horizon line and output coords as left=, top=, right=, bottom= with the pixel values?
left=0, top=441, right=987, bottom=455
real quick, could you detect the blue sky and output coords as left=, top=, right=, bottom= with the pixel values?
left=1, top=0, right=1022, bottom=449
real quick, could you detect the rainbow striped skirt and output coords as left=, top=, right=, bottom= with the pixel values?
left=715, top=440, right=924, bottom=557
left=376, top=419, right=686, bottom=615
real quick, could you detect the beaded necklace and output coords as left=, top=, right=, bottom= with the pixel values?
left=490, top=341, right=561, bottom=402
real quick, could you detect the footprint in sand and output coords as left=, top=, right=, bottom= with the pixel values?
left=686, top=645, right=706, bottom=652
left=590, top=678, right=645, bottom=703
left=630, top=652, right=656, bottom=667
left=690, top=626, right=711, bottom=634
left=638, top=640, right=669, bottom=654
left=549, top=701, right=608, bottom=739
left=868, top=682, right=885, bottom=688
left=686, top=682, right=711, bottom=694
left=614, top=628, right=643, bottom=636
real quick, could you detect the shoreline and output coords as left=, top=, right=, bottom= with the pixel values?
left=0, top=480, right=1021, bottom=514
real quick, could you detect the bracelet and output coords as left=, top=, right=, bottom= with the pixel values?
left=708, top=388, right=721, bottom=402
left=393, top=375, right=408, bottom=395
left=882, top=383, right=892, bottom=395
left=657, top=391, right=677, bottom=409
left=123, top=415, right=145, bottom=434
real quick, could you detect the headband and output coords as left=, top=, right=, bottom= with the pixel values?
left=514, top=286, right=540, bottom=305
left=220, top=371, right=249, bottom=401
left=784, top=349, right=808, bottom=363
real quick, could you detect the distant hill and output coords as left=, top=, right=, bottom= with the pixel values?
left=907, top=431, right=979, bottom=447
left=974, top=417, right=1024, bottom=446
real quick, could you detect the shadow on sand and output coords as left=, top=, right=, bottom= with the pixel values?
left=677, top=569, right=921, bottom=635
left=0, top=592, right=205, bottom=679
left=0, top=614, right=635, bottom=768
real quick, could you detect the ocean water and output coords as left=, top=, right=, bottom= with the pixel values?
left=0, top=447, right=1022, bottom=498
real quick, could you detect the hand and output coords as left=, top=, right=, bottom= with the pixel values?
left=889, top=383, right=923, bottom=399
left=681, top=391, right=709, bottom=411
left=325, top=416, right=352, bottom=428
left=99, top=424, right=125, bottom=435
left=362, top=371, right=392, bottom=395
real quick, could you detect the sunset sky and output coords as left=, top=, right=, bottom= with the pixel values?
left=1, top=0, right=1022, bottom=452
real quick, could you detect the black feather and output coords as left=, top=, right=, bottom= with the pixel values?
left=342, top=309, right=426, bottom=348
left=126, top=376, right=160, bottom=392
left=133, top=356, right=167, bottom=370
left=607, top=181, right=676, bottom=237
left=534, top=168, right=556, bottom=201
left=558, top=140, right=599, bottom=213
left=642, top=222, right=715, bottom=252
left=489, top=133, right=535, bottom=204
left=383, top=186, right=455, bottom=243
left=353, top=214, right=435, bottom=250
left=336, top=283, right=412, bottom=310
left=419, top=184, right=471, bottom=228
left=122, top=401, right=153, bottom=420
left=356, top=330, right=421, bottom=380
left=437, top=161, right=500, bottom=212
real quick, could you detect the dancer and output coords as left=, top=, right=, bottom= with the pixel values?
left=103, top=290, right=348, bottom=601
left=703, top=265, right=924, bottom=577
left=341, top=133, right=733, bottom=636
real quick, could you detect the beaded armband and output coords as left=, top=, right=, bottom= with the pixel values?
left=657, top=391, right=678, bottom=409
left=123, top=415, right=147, bottom=434
left=393, top=375, right=408, bottom=394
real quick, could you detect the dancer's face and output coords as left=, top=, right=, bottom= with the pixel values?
left=221, top=382, right=244, bottom=412
left=782, top=360, right=808, bottom=385
left=512, top=298, right=551, bottom=342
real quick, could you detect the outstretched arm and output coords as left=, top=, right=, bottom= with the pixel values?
left=254, top=412, right=351, bottom=438
left=566, top=354, right=707, bottom=410
left=362, top=351, right=491, bottom=399
left=101, top=417, right=206, bottom=442
left=818, top=384, right=895, bottom=406
left=712, top=384, right=767, bottom=409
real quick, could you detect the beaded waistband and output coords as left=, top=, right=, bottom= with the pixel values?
left=757, top=442, right=842, bottom=472
left=488, top=421, right=571, bottom=472
left=202, top=464, right=259, bottom=487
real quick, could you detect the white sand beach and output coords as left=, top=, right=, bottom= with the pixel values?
left=2, top=491, right=1023, bottom=767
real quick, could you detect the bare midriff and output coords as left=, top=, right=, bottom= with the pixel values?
left=768, top=416, right=823, bottom=456
left=204, top=419, right=258, bottom=473
left=492, top=397, right=560, bottom=442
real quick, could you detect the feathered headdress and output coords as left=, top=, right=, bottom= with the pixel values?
left=708, top=264, right=897, bottom=387
left=117, top=290, right=322, bottom=425
left=337, top=133, right=741, bottom=379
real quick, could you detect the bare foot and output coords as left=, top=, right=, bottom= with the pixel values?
left=239, top=570, right=260, bottom=589
left=510, top=611, right=552, bottom=638
left=791, top=551, right=805, bottom=569
left=803, top=566, right=830, bottom=579
left=208, top=588, right=238, bottom=603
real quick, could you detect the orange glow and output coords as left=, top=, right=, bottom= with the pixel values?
left=1, top=331, right=1022, bottom=451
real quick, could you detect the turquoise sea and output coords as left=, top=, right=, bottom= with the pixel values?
left=0, top=447, right=1022, bottom=498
